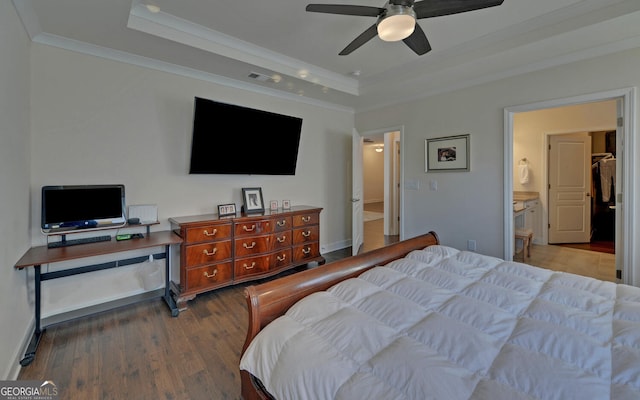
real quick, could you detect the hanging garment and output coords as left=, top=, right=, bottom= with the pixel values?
left=599, top=158, right=615, bottom=202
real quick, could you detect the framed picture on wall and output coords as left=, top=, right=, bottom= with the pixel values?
left=426, top=134, right=470, bottom=172
left=242, top=187, right=264, bottom=214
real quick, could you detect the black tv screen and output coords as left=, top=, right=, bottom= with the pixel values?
left=189, top=97, right=303, bottom=175
left=41, top=185, right=127, bottom=233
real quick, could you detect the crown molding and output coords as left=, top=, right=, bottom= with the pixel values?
left=127, top=2, right=359, bottom=96
left=31, top=33, right=354, bottom=114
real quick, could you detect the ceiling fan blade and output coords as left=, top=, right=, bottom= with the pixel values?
left=306, top=4, right=384, bottom=17
left=403, top=24, right=431, bottom=55
left=339, top=24, right=378, bottom=55
left=389, top=0, right=416, bottom=6
left=414, top=0, right=504, bottom=19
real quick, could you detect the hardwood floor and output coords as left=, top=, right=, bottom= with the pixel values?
left=362, top=201, right=399, bottom=253
left=19, top=285, right=249, bottom=399
left=17, top=215, right=614, bottom=399
left=558, top=240, right=615, bottom=254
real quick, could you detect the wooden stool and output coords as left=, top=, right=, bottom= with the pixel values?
left=514, top=228, right=533, bottom=259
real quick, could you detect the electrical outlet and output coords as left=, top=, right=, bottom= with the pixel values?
left=467, top=240, right=476, bottom=251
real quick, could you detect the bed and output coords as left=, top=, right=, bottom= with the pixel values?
left=239, top=232, right=640, bottom=400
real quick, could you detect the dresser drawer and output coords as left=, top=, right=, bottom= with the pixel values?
left=185, top=240, right=232, bottom=267
left=293, top=213, right=319, bottom=227
left=293, top=242, right=320, bottom=262
left=272, top=216, right=292, bottom=232
left=234, top=235, right=271, bottom=257
left=184, top=223, right=232, bottom=243
left=293, top=225, right=319, bottom=244
left=271, top=231, right=292, bottom=250
left=185, top=262, right=233, bottom=292
left=271, top=249, right=292, bottom=269
left=234, top=255, right=270, bottom=278
left=234, top=219, right=274, bottom=237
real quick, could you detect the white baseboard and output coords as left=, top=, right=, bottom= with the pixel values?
left=7, top=318, right=36, bottom=380
left=321, top=239, right=350, bottom=254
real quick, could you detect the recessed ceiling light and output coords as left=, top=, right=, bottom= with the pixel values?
left=146, top=4, right=160, bottom=13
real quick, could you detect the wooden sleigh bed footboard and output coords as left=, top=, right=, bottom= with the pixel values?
left=240, top=231, right=440, bottom=400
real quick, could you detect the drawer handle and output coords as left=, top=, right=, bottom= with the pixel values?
left=302, top=230, right=311, bottom=238
left=277, top=254, right=286, bottom=262
left=203, top=248, right=218, bottom=256
left=302, top=216, right=311, bottom=223
left=243, top=262, right=256, bottom=270
left=243, top=224, right=256, bottom=232
left=277, top=220, right=287, bottom=227
left=203, top=269, right=217, bottom=279
left=243, top=242, right=256, bottom=249
left=277, top=236, right=286, bottom=243
left=203, top=229, right=217, bottom=237
left=302, top=247, right=311, bottom=255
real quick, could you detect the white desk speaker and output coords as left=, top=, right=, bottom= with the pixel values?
left=128, top=204, right=158, bottom=224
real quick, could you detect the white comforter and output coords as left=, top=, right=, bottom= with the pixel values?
left=240, top=245, right=640, bottom=399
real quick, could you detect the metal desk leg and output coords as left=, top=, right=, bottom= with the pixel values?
left=162, top=245, right=179, bottom=317
left=20, top=265, right=44, bottom=366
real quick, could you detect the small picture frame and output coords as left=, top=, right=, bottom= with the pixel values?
left=426, top=134, right=470, bottom=172
left=282, top=200, right=291, bottom=210
left=218, top=203, right=236, bottom=217
left=270, top=200, right=279, bottom=211
left=242, top=187, right=265, bottom=214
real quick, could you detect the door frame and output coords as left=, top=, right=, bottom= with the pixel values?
left=352, top=129, right=364, bottom=255
left=359, top=125, right=405, bottom=241
left=504, top=87, right=635, bottom=284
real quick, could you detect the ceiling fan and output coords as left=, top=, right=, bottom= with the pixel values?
left=306, top=0, right=504, bottom=56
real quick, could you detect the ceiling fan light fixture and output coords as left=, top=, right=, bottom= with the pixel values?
left=377, top=5, right=416, bottom=42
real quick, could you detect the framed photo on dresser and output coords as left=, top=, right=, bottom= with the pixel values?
left=242, top=187, right=264, bottom=214
left=218, top=203, right=236, bottom=217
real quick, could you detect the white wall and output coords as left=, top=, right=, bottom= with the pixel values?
left=355, top=47, right=640, bottom=273
left=363, top=145, right=384, bottom=203
left=0, top=1, right=32, bottom=379
left=513, top=101, right=617, bottom=194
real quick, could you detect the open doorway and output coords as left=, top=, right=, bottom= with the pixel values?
left=360, top=129, right=401, bottom=253
left=506, top=89, right=632, bottom=283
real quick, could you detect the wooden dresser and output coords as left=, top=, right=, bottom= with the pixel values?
left=169, top=205, right=324, bottom=306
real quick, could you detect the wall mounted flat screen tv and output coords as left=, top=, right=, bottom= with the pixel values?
left=41, top=184, right=127, bottom=234
left=189, top=97, right=303, bottom=175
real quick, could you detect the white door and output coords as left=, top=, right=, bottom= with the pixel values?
left=352, top=129, right=364, bottom=255
left=548, top=133, right=592, bottom=243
